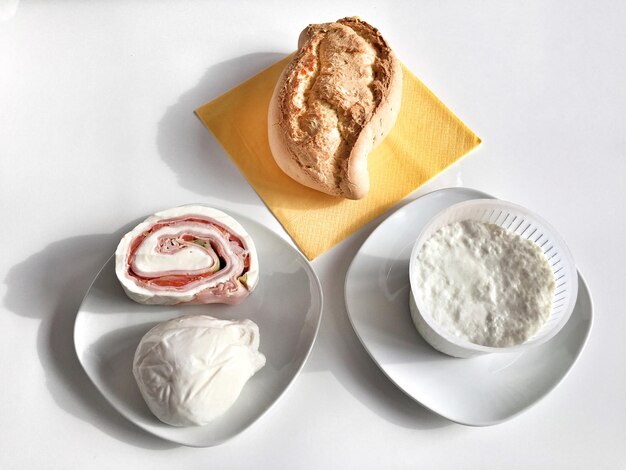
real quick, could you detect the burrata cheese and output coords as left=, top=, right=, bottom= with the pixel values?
left=133, top=314, right=266, bottom=426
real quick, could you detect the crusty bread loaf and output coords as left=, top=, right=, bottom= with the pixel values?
left=268, top=17, right=402, bottom=199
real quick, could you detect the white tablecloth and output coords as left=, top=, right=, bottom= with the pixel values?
left=1, top=1, right=624, bottom=468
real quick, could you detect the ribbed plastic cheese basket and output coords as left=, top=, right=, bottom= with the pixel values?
left=408, top=199, right=578, bottom=358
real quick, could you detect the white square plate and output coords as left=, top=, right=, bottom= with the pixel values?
left=74, top=212, right=323, bottom=446
left=345, top=187, right=593, bottom=425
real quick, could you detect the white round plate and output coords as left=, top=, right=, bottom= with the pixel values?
left=345, top=187, right=593, bottom=426
left=74, top=212, right=323, bottom=447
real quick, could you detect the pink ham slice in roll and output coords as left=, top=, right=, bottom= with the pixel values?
left=115, top=205, right=258, bottom=305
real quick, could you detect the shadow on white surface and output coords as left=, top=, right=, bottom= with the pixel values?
left=157, top=52, right=285, bottom=200
left=306, top=197, right=451, bottom=431
left=3, top=225, right=177, bottom=449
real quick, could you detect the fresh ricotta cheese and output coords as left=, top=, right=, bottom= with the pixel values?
left=413, top=220, right=555, bottom=347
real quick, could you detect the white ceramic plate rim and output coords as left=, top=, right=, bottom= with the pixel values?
left=344, top=187, right=594, bottom=426
left=74, top=209, right=323, bottom=446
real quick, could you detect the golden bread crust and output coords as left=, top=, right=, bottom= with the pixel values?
left=268, top=17, right=402, bottom=199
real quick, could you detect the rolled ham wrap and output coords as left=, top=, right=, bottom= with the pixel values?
left=115, top=205, right=258, bottom=305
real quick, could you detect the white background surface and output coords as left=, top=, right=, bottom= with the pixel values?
left=1, top=0, right=624, bottom=468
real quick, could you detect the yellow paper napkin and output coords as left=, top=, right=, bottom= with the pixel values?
left=196, top=56, right=481, bottom=260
